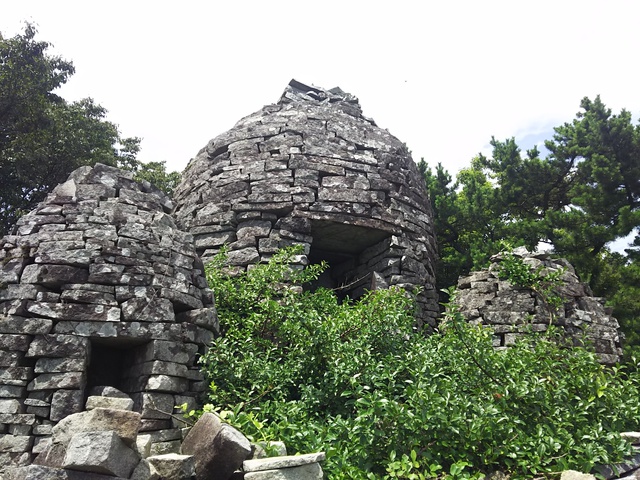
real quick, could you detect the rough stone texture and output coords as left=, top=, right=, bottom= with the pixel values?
left=243, top=452, right=325, bottom=472
left=62, top=430, right=139, bottom=477
left=454, top=248, right=623, bottom=364
left=182, top=416, right=251, bottom=480
left=51, top=408, right=141, bottom=447
left=173, top=79, right=438, bottom=328
left=146, top=453, right=195, bottom=479
left=180, top=412, right=222, bottom=455
left=243, top=462, right=324, bottom=480
left=0, top=164, right=218, bottom=472
left=251, top=441, right=287, bottom=459
left=85, top=395, right=134, bottom=411
left=130, top=459, right=159, bottom=480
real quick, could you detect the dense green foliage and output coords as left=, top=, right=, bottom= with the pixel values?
left=0, top=24, right=179, bottom=236
left=420, top=96, right=640, bottom=360
left=200, top=247, right=640, bottom=478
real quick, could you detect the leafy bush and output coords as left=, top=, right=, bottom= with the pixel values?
left=200, top=246, right=640, bottom=479
left=495, top=251, right=565, bottom=319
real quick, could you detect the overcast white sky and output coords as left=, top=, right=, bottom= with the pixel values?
left=2, top=1, right=639, bottom=178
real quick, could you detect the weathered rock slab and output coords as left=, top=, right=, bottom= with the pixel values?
left=62, top=430, right=139, bottom=478
left=243, top=452, right=326, bottom=472
left=243, top=462, right=324, bottom=480
left=147, top=453, right=196, bottom=479
left=85, top=395, right=134, bottom=411
left=182, top=414, right=250, bottom=480
left=52, top=408, right=141, bottom=446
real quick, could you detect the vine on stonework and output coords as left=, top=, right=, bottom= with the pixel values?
left=496, top=250, right=565, bottom=323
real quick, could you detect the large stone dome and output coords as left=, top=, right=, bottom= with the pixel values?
left=173, top=80, right=438, bottom=326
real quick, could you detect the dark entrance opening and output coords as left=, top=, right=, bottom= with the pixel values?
left=307, top=220, right=390, bottom=300
left=86, top=339, right=146, bottom=398
left=87, top=343, right=128, bottom=392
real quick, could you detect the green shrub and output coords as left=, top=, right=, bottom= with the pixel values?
left=199, top=246, right=640, bottom=479
left=495, top=250, right=565, bottom=321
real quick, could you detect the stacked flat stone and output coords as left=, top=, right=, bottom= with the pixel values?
left=173, top=79, right=438, bottom=327
left=0, top=164, right=218, bottom=472
left=454, top=248, right=623, bottom=364
left=243, top=452, right=325, bottom=479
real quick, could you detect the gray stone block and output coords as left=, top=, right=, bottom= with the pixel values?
left=0, top=399, right=22, bottom=414
left=25, top=302, right=120, bottom=322
left=250, top=441, right=288, bottom=459
left=27, top=372, right=85, bottom=392
left=182, top=420, right=251, bottom=480
left=0, top=413, right=35, bottom=425
left=147, top=453, right=195, bottom=479
left=121, top=297, right=174, bottom=322
left=52, top=408, right=141, bottom=447
left=34, top=357, right=86, bottom=374
left=88, top=385, right=129, bottom=398
left=62, top=430, right=139, bottom=478
left=131, top=392, right=174, bottom=419
left=0, top=368, right=31, bottom=382
left=3, top=465, right=69, bottom=480
left=0, top=316, right=53, bottom=334
left=149, top=439, right=181, bottom=456
left=0, top=434, right=33, bottom=453
left=244, top=452, right=325, bottom=472
left=130, top=458, right=159, bottom=480
left=243, top=462, right=324, bottom=480
left=0, top=351, right=23, bottom=368
left=0, top=335, right=31, bottom=351
left=145, top=375, right=188, bottom=393
left=85, top=395, right=134, bottom=411
left=32, top=440, right=66, bottom=468
left=7, top=424, right=31, bottom=436
left=26, top=334, right=89, bottom=358
left=50, top=390, right=84, bottom=422
left=20, top=264, right=88, bottom=286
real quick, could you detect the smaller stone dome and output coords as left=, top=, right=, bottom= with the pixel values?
left=0, top=164, right=218, bottom=470
left=454, top=249, right=623, bottom=364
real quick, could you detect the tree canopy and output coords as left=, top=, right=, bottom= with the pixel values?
left=421, top=96, right=640, bottom=359
left=0, top=24, right=179, bottom=237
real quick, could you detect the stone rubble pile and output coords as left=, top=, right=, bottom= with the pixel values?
left=0, top=164, right=218, bottom=471
left=172, top=79, right=438, bottom=328
left=454, top=248, right=623, bottom=364
left=2, top=391, right=325, bottom=480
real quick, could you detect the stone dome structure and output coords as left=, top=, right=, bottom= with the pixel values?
left=454, top=249, right=623, bottom=364
left=0, top=164, right=218, bottom=470
left=173, top=79, right=439, bottom=326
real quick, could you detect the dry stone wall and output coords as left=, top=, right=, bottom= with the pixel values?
left=0, top=164, right=218, bottom=472
left=0, top=80, right=440, bottom=475
left=173, top=79, right=439, bottom=327
left=454, top=249, right=623, bottom=364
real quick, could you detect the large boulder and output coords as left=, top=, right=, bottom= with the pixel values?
left=182, top=413, right=251, bottom=480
